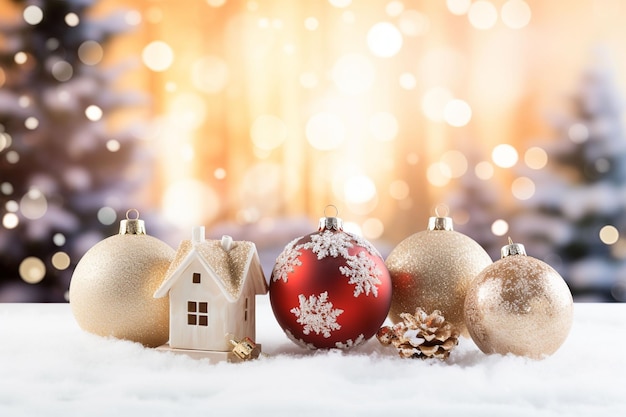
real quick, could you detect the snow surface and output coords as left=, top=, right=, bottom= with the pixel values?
left=0, top=300, right=624, bottom=417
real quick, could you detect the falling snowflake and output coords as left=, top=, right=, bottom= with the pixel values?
left=290, top=291, right=343, bottom=338
left=335, top=334, right=366, bottom=349
left=302, top=230, right=353, bottom=259
left=271, top=237, right=302, bottom=283
left=339, top=251, right=382, bottom=297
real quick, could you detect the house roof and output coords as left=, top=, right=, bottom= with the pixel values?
left=154, top=237, right=267, bottom=302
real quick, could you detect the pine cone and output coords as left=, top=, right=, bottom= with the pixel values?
left=376, top=308, right=459, bottom=359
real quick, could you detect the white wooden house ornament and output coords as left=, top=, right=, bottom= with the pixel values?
left=154, top=226, right=267, bottom=362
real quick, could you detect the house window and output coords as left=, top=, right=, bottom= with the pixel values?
left=244, top=297, right=249, bottom=322
left=192, top=272, right=201, bottom=284
left=187, top=301, right=208, bottom=326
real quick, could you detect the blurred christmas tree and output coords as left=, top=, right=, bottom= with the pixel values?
left=445, top=153, right=506, bottom=261
left=512, top=50, right=626, bottom=302
left=0, top=0, right=150, bottom=301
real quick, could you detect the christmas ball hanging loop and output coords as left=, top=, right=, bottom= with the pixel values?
left=324, top=204, right=339, bottom=218
left=319, top=204, right=343, bottom=231
left=501, top=236, right=526, bottom=257
left=119, top=208, right=146, bottom=235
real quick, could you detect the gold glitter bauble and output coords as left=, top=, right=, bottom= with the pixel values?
left=385, top=216, right=492, bottom=337
left=464, top=240, right=573, bottom=359
left=69, top=210, right=175, bottom=347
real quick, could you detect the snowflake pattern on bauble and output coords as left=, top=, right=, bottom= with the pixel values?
left=339, top=251, right=381, bottom=297
left=335, top=334, right=366, bottom=349
left=271, top=237, right=302, bottom=283
left=272, top=229, right=383, bottom=297
left=291, top=291, right=343, bottom=338
left=284, top=328, right=316, bottom=350
left=302, top=230, right=353, bottom=259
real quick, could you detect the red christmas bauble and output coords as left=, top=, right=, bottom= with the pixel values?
left=269, top=215, right=392, bottom=349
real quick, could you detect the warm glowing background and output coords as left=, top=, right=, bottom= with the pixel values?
left=3, top=0, right=626, bottom=301
left=86, top=0, right=626, bottom=241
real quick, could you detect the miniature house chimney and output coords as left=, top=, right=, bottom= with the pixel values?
left=221, top=235, right=235, bottom=251
left=192, top=226, right=205, bottom=245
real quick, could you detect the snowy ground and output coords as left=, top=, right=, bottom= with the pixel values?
left=0, top=300, right=624, bottom=416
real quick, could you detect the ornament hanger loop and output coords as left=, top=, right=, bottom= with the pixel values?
left=324, top=204, right=339, bottom=218
left=434, top=204, right=449, bottom=218
left=126, top=208, right=140, bottom=220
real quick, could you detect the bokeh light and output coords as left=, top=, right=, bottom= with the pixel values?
left=125, top=10, right=142, bottom=26
left=362, top=217, right=384, bottom=240
left=214, top=168, right=227, bottom=180
left=306, top=112, right=345, bottom=150
left=52, top=252, right=71, bottom=270
left=162, top=179, right=220, bottom=228
left=422, top=87, right=453, bottom=122
left=491, top=219, right=509, bottom=236
left=389, top=180, right=410, bottom=200
left=475, top=161, right=494, bottom=180
left=427, top=162, right=451, bottom=187
left=492, top=144, right=518, bottom=168
left=332, top=53, right=375, bottom=95
left=344, top=174, right=377, bottom=204
left=1, top=182, right=13, bottom=195
left=168, top=93, right=207, bottom=131
left=23, top=5, right=43, bottom=25
left=399, top=72, right=416, bottom=90
left=511, top=176, right=535, bottom=200
left=367, top=22, right=403, bottom=57
left=468, top=1, right=498, bottom=30
left=78, top=41, right=104, bottom=65
left=0, top=132, right=11, bottom=151
left=600, top=225, right=619, bottom=245
left=85, top=105, right=103, bottom=121
left=369, top=112, right=398, bottom=141
left=440, top=150, right=468, bottom=178
left=65, top=13, right=80, bottom=27
left=191, top=55, right=229, bottom=93
left=250, top=115, right=288, bottom=150
left=524, top=146, right=548, bottom=169
left=304, top=17, right=319, bottom=30
left=386, top=1, right=404, bottom=17
left=142, top=41, right=174, bottom=72
left=6, top=151, right=20, bottom=164
left=53, top=233, right=66, bottom=246
left=51, top=60, right=73, bottom=82
left=207, top=0, right=227, bottom=7
left=20, top=188, right=47, bottom=220
left=398, top=10, right=430, bottom=37
left=14, top=51, right=28, bottom=65
left=24, top=117, right=39, bottom=130
left=106, top=139, right=121, bottom=152
left=299, top=72, right=318, bottom=89
left=5, top=200, right=18, bottom=212
left=19, top=257, right=46, bottom=284
left=444, top=99, right=472, bottom=127
left=568, top=122, right=589, bottom=143
left=501, top=0, right=531, bottom=29
left=97, top=206, right=117, bottom=225
left=329, top=0, right=352, bottom=8
left=447, top=0, right=472, bottom=15
left=2, top=212, right=19, bottom=229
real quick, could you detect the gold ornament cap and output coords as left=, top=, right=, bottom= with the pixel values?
left=427, top=207, right=454, bottom=231
left=318, top=205, right=343, bottom=231
left=501, top=237, right=527, bottom=258
left=119, top=209, right=146, bottom=235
